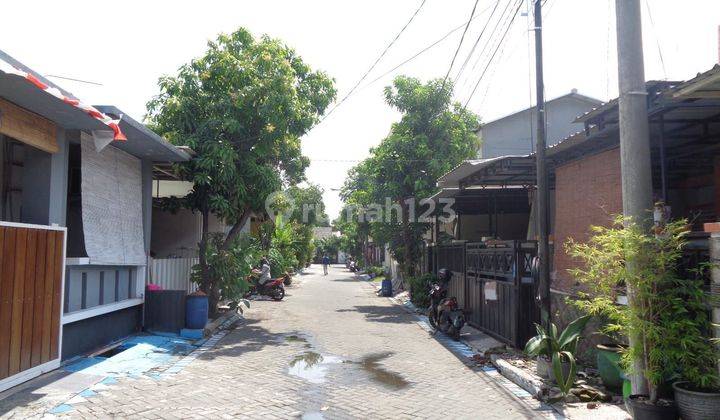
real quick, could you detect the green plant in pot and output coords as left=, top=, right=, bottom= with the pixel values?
left=570, top=293, right=630, bottom=391
left=525, top=315, right=591, bottom=398
left=566, top=216, right=691, bottom=419
left=664, top=264, right=720, bottom=420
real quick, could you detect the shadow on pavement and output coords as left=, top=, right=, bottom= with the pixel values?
left=330, top=277, right=363, bottom=282
left=0, top=370, right=69, bottom=415
left=196, top=319, right=290, bottom=361
left=336, top=305, right=415, bottom=324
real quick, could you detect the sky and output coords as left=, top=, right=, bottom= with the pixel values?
left=1, top=0, right=718, bottom=219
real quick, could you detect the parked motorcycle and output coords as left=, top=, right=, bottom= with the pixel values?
left=427, top=268, right=465, bottom=340
left=244, top=275, right=286, bottom=301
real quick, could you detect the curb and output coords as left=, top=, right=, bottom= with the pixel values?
left=203, top=310, right=238, bottom=337
left=490, top=354, right=545, bottom=399
left=370, top=281, right=564, bottom=419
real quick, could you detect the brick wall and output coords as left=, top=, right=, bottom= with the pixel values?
left=552, top=148, right=622, bottom=292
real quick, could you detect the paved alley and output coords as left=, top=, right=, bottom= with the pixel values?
left=2, top=265, right=544, bottom=419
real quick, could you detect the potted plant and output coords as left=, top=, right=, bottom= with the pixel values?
left=525, top=315, right=591, bottom=397
left=662, top=265, right=720, bottom=420
left=566, top=217, right=690, bottom=419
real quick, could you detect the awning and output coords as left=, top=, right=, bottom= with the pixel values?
left=95, top=105, right=191, bottom=163
left=437, top=156, right=530, bottom=188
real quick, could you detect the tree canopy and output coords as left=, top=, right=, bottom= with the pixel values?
left=147, top=27, right=335, bottom=309
left=338, top=76, right=479, bottom=278
left=148, top=28, right=336, bottom=243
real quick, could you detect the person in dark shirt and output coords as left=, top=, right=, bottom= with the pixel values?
left=322, top=255, right=330, bottom=275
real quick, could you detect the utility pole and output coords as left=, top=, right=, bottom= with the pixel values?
left=615, top=0, right=653, bottom=395
left=533, top=0, right=551, bottom=329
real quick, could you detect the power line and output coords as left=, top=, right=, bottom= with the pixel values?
left=452, top=0, right=503, bottom=84
left=444, top=0, right=481, bottom=82
left=456, top=0, right=515, bottom=93
left=463, top=0, right=524, bottom=108
left=45, top=74, right=103, bottom=86
left=644, top=0, right=667, bottom=79
left=362, top=4, right=496, bottom=88
left=320, top=0, right=428, bottom=122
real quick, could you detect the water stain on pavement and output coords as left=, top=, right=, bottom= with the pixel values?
left=288, top=351, right=342, bottom=384
left=285, top=335, right=307, bottom=343
left=353, top=352, right=409, bottom=390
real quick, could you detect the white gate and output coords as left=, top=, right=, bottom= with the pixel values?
left=147, top=257, right=198, bottom=293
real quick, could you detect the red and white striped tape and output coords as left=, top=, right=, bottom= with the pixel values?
left=0, top=58, right=126, bottom=141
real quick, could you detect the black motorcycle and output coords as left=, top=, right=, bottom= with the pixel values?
left=427, top=268, right=465, bottom=340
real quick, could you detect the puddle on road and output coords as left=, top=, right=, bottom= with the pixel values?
left=301, top=412, right=325, bottom=420
left=285, top=334, right=313, bottom=349
left=353, top=352, right=409, bottom=390
left=288, top=351, right=342, bottom=384
left=284, top=335, right=409, bottom=390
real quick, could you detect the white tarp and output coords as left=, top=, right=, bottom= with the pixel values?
left=81, top=139, right=145, bottom=265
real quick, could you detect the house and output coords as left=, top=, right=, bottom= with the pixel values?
left=148, top=175, right=264, bottom=291
left=62, top=108, right=190, bottom=360
left=0, top=50, right=190, bottom=391
left=427, top=65, right=720, bottom=348
left=477, top=90, right=601, bottom=158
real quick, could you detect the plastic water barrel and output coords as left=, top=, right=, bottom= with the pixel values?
left=186, top=295, right=209, bottom=329
left=381, top=279, right=392, bottom=297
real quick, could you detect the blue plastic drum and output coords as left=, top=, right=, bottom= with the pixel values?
left=186, top=295, right=209, bottom=329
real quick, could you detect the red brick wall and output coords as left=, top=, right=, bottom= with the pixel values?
left=552, top=148, right=622, bottom=293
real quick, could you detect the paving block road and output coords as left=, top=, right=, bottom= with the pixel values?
left=1, top=265, right=547, bottom=419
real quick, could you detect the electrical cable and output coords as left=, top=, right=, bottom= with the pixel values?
left=452, top=0, right=503, bottom=84
left=456, top=0, right=515, bottom=93
left=443, top=0, right=481, bottom=82
left=463, top=0, right=524, bottom=108
left=644, top=0, right=667, bottom=79
left=362, top=3, right=496, bottom=88
left=320, top=0, right=428, bottom=122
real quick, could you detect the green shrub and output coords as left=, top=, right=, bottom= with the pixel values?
left=369, top=266, right=385, bottom=277
left=191, top=233, right=261, bottom=306
left=408, top=273, right=436, bottom=309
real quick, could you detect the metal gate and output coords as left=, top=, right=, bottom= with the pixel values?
left=433, top=240, right=538, bottom=348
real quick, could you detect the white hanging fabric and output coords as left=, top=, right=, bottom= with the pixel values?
left=81, top=138, right=145, bottom=265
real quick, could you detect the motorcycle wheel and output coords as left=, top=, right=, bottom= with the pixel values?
left=427, top=308, right=437, bottom=329
left=272, top=285, right=285, bottom=301
left=450, top=326, right=461, bottom=341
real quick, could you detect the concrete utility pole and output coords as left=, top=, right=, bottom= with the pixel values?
left=533, top=0, right=551, bottom=329
left=615, top=0, right=653, bottom=395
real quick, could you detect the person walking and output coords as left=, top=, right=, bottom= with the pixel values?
left=322, top=254, right=330, bottom=275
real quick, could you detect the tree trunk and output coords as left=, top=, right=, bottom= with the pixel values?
left=221, top=207, right=252, bottom=250
left=401, top=199, right=415, bottom=283
left=198, top=205, right=219, bottom=318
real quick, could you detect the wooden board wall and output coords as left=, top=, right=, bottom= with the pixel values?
left=0, top=98, right=58, bottom=154
left=0, top=225, right=63, bottom=380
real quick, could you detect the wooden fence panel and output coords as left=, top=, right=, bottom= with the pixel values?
left=0, top=225, right=65, bottom=382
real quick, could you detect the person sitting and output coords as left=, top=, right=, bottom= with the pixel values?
left=252, top=257, right=272, bottom=288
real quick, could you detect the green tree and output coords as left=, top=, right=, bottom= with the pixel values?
left=147, top=28, right=335, bottom=310
left=340, top=76, right=479, bottom=280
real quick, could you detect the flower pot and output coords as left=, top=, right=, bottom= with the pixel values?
left=596, top=343, right=625, bottom=391
left=536, top=356, right=570, bottom=382
left=672, top=381, right=720, bottom=420
left=625, top=395, right=678, bottom=420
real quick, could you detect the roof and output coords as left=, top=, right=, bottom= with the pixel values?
left=478, top=90, right=602, bottom=130
left=437, top=155, right=534, bottom=188
left=94, top=105, right=190, bottom=163
left=0, top=49, right=106, bottom=131
left=546, top=65, right=720, bottom=181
